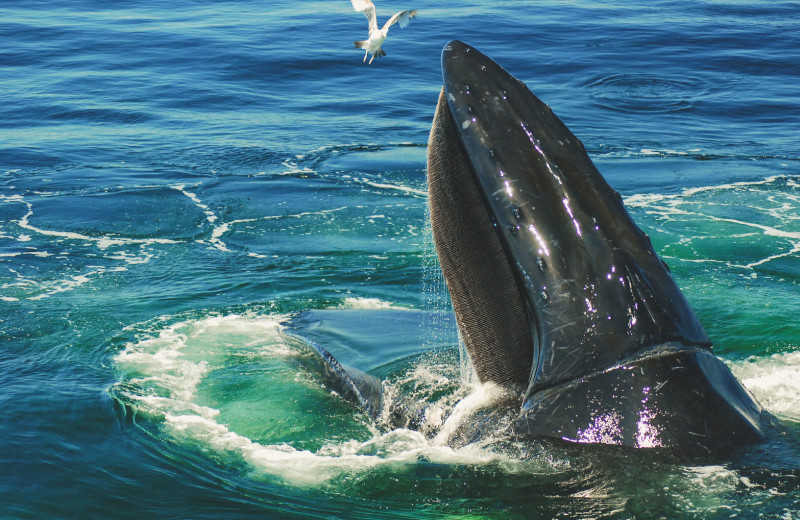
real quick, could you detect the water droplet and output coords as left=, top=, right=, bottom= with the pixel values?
left=509, top=226, right=518, bottom=236
left=464, top=84, right=471, bottom=95
left=537, top=257, right=547, bottom=272
left=541, top=288, right=549, bottom=300
left=512, top=205, right=522, bottom=219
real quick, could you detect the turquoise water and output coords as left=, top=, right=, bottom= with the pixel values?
left=2, top=1, right=799, bottom=518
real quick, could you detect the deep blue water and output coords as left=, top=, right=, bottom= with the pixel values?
left=2, top=1, right=800, bottom=518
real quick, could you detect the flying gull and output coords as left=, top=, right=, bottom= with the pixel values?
left=351, top=0, right=417, bottom=64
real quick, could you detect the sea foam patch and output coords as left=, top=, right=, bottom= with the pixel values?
left=0, top=191, right=172, bottom=301
left=111, top=311, right=519, bottom=486
left=338, top=296, right=399, bottom=309
left=623, top=175, right=800, bottom=272
left=729, top=351, right=800, bottom=422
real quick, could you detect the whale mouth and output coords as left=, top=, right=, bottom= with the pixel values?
left=426, top=40, right=764, bottom=451
left=430, top=40, right=710, bottom=394
left=426, top=72, right=537, bottom=393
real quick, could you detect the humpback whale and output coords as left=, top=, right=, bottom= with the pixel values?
left=290, top=41, right=765, bottom=453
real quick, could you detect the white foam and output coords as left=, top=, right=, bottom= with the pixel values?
left=2, top=194, right=179, bottom=254
left=624, top=175, right=800, bottom=271
left=641, top=148, right=688, bottom=156
left=739, top=241, right=800, bottom=269
left=112, top=312, right=526, bottom=487
left=115, top=323, right=203, bottom=401
left=376, top=362, right=464, bottom=434
left=624, top=175, right=788, bottom=209
left=361, top=180, right=427, bottom=197
left=705, top=216, right=800, bottom=241
left=729, top=351, right=800, bottom=422
left=242, top=426, right=506, bottom=486
left=172, top=185, right=232, bottom=252
left=338, top=296, right=399, bottom=310
left=114, top=311, right=796, bottom=497
left=104, top=250, right=154, bottom=265
left=680, top=465, right=741, bottom=505
left=278, top=158, right=316, bottom=176
left=114, top=314, right=291, bottom=427
left=432, top=382, right=509, bottom=446
left=27, top=269, right=100, bottom=300
left=0, top=250, right=52, bottom=258
left=113, top=310, right=800, bottom=492
left=171, top=186, right=350, bottom=254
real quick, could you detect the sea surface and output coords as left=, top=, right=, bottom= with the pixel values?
left=2, top=0, right=799, bottom=518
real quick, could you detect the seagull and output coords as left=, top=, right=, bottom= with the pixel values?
left=351, top=0, right=417, bottom=64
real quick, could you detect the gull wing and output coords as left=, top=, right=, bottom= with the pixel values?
left=351, top=0, right=378, bottom=35
left=382, top=9, right=417, bottom=32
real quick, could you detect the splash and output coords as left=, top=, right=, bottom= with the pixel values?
left=111, top=311, right=516, bottom=487
left=729, top=350, right=800, bottom=422
left=338, top=296, right=398, bottom=310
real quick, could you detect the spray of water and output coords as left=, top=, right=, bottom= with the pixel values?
left=419, top=194, right=476, bottom=384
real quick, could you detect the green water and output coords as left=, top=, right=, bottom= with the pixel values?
left=3, top=0, right=800, bottom=515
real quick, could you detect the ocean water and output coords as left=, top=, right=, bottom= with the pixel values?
left=1, top=0, right=799, bottom=518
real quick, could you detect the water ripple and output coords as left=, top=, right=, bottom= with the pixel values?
left=585, top=73, right=708, bottom=113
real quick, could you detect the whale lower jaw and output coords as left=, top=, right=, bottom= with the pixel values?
left=514, top=346, right=764, bottom=451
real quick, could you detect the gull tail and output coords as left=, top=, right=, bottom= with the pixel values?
left=354, top=40, right=366, bottom=49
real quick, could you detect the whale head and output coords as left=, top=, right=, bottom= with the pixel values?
left=427, top=40, right=764, bottom=452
